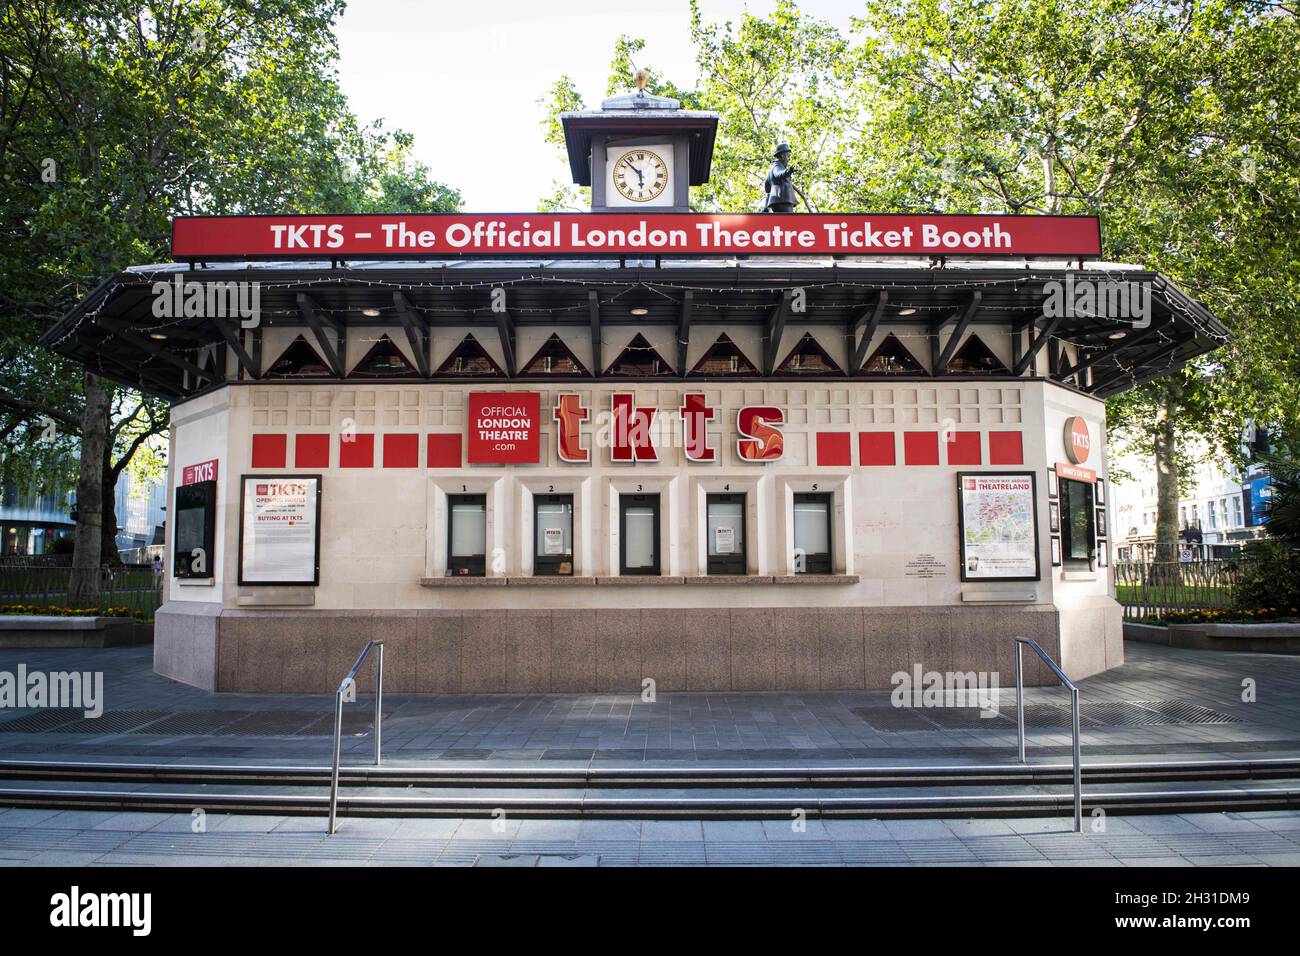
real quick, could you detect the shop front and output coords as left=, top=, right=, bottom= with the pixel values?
left=40, top=89, right=1227, bottom=693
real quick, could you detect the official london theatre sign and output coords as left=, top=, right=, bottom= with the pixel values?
left=171, top=212, right=1102, bottom=259
left=467, top=392, right=542, bottom=464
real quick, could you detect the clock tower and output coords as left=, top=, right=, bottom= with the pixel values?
left=560, top=77, right=719, bottom=213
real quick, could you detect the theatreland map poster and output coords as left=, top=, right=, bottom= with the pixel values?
left=956, top=472, right=1041, bottom=582
left=238, top=475, right=322, bottom=586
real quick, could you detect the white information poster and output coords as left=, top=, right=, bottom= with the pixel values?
left=543, top=526, right=564, bottom=555
left=239, top=476, right=321, bottom=585
left=958, top=473, right=1040, bottom=581
left=715, top=526, right=735, bottom=555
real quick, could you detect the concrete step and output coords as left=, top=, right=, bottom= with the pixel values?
left=3, top=756, right=1300, bottom=788
left=0, top=766, right=1299, bottom=819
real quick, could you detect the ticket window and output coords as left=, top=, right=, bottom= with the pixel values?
left=619, top=494, right=660, bottom=576
left=447, top=494, right=487, bottom=576
left=1058, top=477, right=1096, bottom=567
left=793, top=492, right=832, bottom=574
left=534, top=494, right=574, bottom=576
left=706, top=493, right=746, bottom=575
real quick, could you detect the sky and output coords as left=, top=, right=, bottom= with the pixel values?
left=333, top=0, right=858, bottom=211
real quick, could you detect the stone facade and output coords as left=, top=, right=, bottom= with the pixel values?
left=157, top=334, right=1122, bottom=693
left=153, top=604, right=1083, bottom=693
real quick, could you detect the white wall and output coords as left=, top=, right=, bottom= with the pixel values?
left=176, top=377, right=1116, bottom=616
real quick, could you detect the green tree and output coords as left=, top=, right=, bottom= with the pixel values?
left=540, top=0, right=1299, bottom=562
left=0, top=0, right=460, bottom=602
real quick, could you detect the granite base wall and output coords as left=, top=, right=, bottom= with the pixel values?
left=154, top=604, right=1074, bottom=693
left=154, top=602, right=220, bottom=689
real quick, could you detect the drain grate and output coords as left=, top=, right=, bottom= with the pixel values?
left=49, top=710, right=171, bottom=734
left=1079, top=701, right=1172, bottom=726
left=294, top=711, right=379, bottom=736
left=912, top=708, right=1012, bottom=730
left=851, top=698, right=1241, bottom=732
left=1129, top=700, right=1241, bottom=725
left=0, top=708, right=84, bottom=733
left=849, top=707, right=941, bottom=731
left=214, top=710, right=324, bottom=736
left=128, top=710, right=254, bottom=736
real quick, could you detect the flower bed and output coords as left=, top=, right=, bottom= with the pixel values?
left=1, top=603, right=146, bottom=621
left=1141, top=607, right=1298, bottom=626
left=0, top=607, right=152, bottom=648
left=1124, top=614, right=1300, bottom=654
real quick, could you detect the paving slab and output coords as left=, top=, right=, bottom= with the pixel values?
left=2, top=643, right=1300, bottom=768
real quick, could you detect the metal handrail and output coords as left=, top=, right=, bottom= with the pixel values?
left=328, top=639, right=384, bottom=835
left=1014, top=637, right=1082, bottom=833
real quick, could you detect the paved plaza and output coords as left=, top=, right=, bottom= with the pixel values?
left=1, top=806, right=1299, bottom=867
left=0, top=642, right=1297, bottom=766
left=2, top=641, right=1300, bottom=865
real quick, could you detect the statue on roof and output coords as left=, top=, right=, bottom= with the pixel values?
left=760, top=143, right=798, bottom=213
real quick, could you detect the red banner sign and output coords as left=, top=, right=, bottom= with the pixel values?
left=172, top=213, right=1101, bottom=259
left=182, top=458, right=218, bottom=485
left=467, top=392, right=541, bottom=464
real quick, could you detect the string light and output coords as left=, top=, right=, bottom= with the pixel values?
left=49, top=263, right=1227, bottom=394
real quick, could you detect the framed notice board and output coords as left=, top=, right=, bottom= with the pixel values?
left=956, top=472, right=1041, bottom=582
left=238, top=475, right=322, bottom=586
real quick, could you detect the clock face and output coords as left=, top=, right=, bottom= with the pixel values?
left=612, top=149, right=668, bottom=202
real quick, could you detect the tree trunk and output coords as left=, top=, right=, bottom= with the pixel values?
left=101, top=473, right=121, bottom=568
left=68, top=372, right=110, bottom=606
left=100, top=437, right=121, bottom=566
left=1152, top=380, right=1182, bottom=582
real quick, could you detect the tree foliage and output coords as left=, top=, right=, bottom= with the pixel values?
left=0, top=0, right=460, bottom=563
left=540, top=0, right=1299, bottom=549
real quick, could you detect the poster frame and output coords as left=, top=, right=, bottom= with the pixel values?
left=173, top=478, right=217, bottom=581
left=956, top=471, right=1042, bottom=583
left=237, top=474, right=323, bottom=586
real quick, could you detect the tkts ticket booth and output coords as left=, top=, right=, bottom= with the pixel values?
left=42, top=91, right=1227, bottom=693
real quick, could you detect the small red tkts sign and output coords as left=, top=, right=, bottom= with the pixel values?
left=467, top=392, right=541, bottom=464
left=1064, top=416, right=1091, bottom=464
left=182, top=459, right=218, bottom=485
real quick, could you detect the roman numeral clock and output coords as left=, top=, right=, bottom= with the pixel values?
left=560, top=76, right=719, bottom=214
left=611, top=148, right=670, bottom=204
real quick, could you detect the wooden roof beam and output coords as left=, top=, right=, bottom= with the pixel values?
left=297, top=293, right=344, bottom=377
left=850, top=291, right=888, bottom=372
left=934, top=292, right=982, bottom=374
left=762, top=290, right=792, bottom=377
left=589, top=292, right=602, bottom=379
left=677, top=290, right=692, bottom=377
left=392, top=291, right=432, bottom=378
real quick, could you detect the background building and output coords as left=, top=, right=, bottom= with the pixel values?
left=1109, top=451, right=1268, bottom=561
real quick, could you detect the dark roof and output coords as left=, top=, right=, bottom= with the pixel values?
left=39, top=257, right=1229, bottom=402
left=560, top=110, right=720, bottom=186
